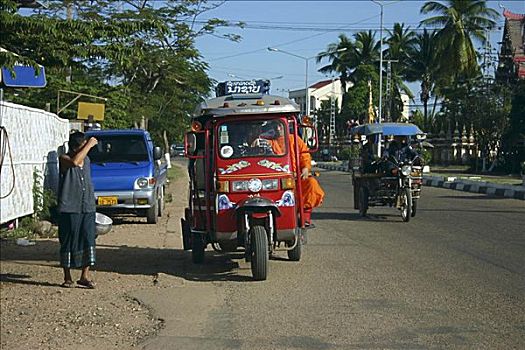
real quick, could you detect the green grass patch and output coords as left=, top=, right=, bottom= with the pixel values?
left=167, top=165, right=183, bottom=181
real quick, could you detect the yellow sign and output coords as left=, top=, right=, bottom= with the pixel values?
left=78, top=102, right=105, bottom=121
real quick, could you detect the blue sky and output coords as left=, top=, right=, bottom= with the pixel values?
left=195, top=0, right=525, bottom=101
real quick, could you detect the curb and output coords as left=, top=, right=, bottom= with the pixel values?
left=315, top=163, right=525, bottom=200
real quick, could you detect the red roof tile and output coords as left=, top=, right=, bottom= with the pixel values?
left=309, top=79, right=334, bottom=89
left=503, top=9, right=525, bottom=21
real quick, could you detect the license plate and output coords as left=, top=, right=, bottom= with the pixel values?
left=98, top=196, right=117, bottom=206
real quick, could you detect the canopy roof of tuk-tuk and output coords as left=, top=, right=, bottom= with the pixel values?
left=194, top=94, right=300, bottom=118
left=350, top=122, right=424, bottom=136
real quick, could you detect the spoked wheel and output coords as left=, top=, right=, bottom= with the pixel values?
left=250, top=225, right=268, bottom=281
left=191, top=233, right=206, bottom=264
left=411, top=198, right=417, bottom=217
left=287, top=231, right=302, bottom=261
left=358, top=186, right=369, bottom=217
left=400, top=187, right=412, bottom=222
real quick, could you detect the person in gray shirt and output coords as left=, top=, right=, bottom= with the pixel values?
left=58, top=131, right=98, bottom=288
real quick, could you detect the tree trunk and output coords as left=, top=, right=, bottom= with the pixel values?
left=163, top=130, right=171, bottom=169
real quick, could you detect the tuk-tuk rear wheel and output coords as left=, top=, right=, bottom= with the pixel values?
left=250, top=225, right=268, bottom=281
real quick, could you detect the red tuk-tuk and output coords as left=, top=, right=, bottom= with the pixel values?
left=181, top=93, right=318, bottom=280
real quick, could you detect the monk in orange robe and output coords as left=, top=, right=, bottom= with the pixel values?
left=266, top=125, right=324, bottom=221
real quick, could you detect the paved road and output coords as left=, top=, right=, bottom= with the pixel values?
left=141, top=167, right=525, bottom=350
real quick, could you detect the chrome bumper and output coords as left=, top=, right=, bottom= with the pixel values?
left=95, top=189, right=155, bottom=209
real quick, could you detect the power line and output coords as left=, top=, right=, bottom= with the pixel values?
left=209, top=13, right=381, bottom=61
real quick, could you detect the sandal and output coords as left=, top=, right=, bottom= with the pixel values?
left=61, top=280, right=75, bottom=288
left=76, top=279, right=96, bottom=289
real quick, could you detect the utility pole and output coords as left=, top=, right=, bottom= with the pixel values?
left=329, top=77, right=336, bottom=152
left=385, top=59, right=398, bottom=122
left=371, top=0, right=384, bottom=157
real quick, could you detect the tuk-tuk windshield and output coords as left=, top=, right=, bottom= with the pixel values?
left=217, top=119, right=288, bottom=159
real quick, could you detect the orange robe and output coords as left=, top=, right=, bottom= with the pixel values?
left=270, top=135, right=324, bottom=209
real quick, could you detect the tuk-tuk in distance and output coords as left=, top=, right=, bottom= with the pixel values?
left=182, top=93, right=318, bottom=280
left=349, top=122, right=426, bottom=222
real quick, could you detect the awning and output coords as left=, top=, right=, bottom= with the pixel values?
left=0, top=65, right=47, bottom=88
left=351, top=123, right=424, bottom=136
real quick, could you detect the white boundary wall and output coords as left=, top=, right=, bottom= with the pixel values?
left=0, top=101, right=70, bottom=224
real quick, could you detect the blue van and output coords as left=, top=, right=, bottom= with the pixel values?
left=86, top=129, right=168, bottom=224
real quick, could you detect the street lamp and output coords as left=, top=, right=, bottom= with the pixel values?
left=268, top=47, right=347, bottom=119
left=371, top=0, right=384, bottom=157
left=228, top=73, right=283, bottom=81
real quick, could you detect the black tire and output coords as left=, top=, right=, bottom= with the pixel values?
left=287, top=235, right=302, bottom=261
left=181, top=218, right=191, bottom=250
left=146, top=201, right=158, bottom=224
left=400, top=187, right=412, bottom=222
left=358, top=186, right=368, bottom=217
left=250, top=225, right=268, bottom=281
left=411, top=198, right=417, bottom=217
left=191, top=233, right=205, bottom=264
left=157, top=187, right=165, bottom=217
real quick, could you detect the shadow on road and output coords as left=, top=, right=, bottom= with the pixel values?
left=0, top=240, right=258, bottom=285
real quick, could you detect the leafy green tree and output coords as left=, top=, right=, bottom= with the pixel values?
left=342, top=65, right=380, bottom=125
left=420, top=0, right=499, bottom=84
left=501, top=81, right=525, bottom=173
left=1, top=0, right=239, bottom=148
left=318, top=31, right=380, bottom=125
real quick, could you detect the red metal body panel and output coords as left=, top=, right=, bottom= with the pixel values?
left=187, top=113, right=306, bottom=239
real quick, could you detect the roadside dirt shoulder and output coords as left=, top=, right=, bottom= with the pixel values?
left=0, top=162, right=187, bottom=350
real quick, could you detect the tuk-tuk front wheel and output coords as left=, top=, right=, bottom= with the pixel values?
left=400, top=188, right=412, bottom=222
left=250, top=225, right=268, bottom=281
left=287, top=234, right=302, bottom=262
left=192, top=233, right=206, bottom=264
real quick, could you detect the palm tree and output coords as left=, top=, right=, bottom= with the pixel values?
left=351, top=30, right=381, bottom=83
left=386, top=23, right=417, bottom=65
left=405, top=29, right=440, bottom=129
left=317, top=33, right=355, bottom=93
left=420, top=0, right=499, bottom=82
left=384, top=23, right=417, bottom=121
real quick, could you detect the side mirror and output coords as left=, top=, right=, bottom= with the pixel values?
left=300, top=125, right=318, bottom=153
left=153, top=146, right=162, bottom=160
left=184, top=132, right=197, bottom=158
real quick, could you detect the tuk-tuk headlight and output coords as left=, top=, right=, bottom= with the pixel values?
left=401, top=165, right=412, bottom=176
left=135, top=177, right=149, bottom=189
left=248, top=178, right=263, bottom=193
left=261, top=179, right=278, bottom=191
left=232, top=181, right=249, bottom=192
